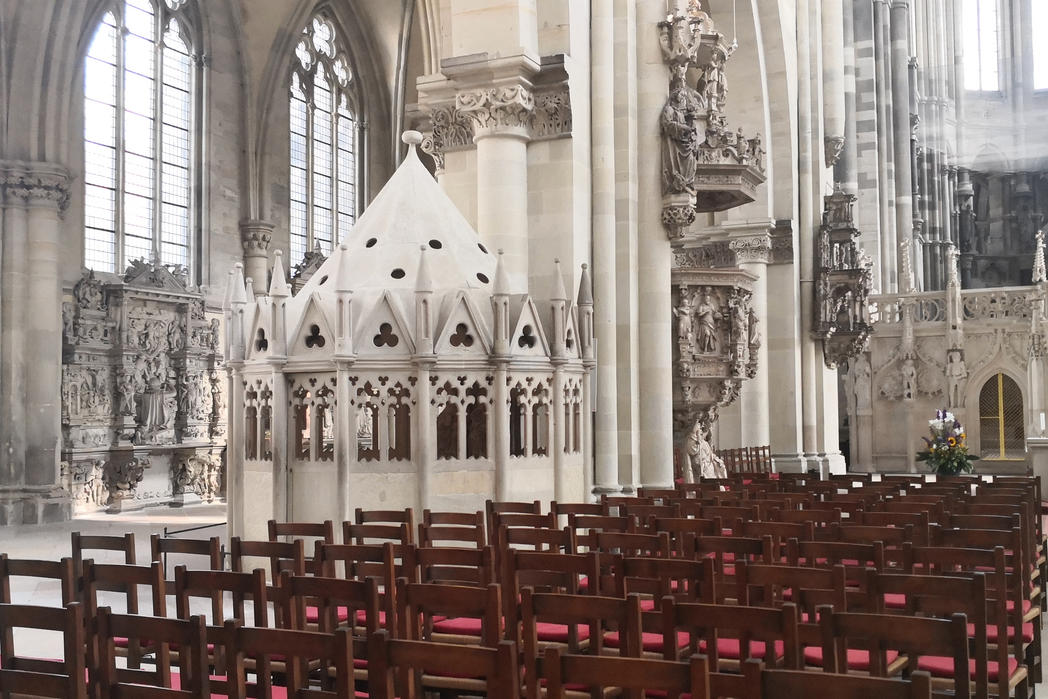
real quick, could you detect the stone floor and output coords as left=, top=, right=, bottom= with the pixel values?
left=0, top=504, right=1044, bottom=698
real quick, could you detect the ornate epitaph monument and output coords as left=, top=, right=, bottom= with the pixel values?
left=61, top=261, right=226, bottom=513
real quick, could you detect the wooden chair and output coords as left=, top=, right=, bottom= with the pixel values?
left=502, top=550, right=601, bottom=642
left=786, top=539, right=886, bottom=610
left=568, top=513, right=637, bottom=550
left=760, top=663, right=933, bottom=699
left=649, top=516, right=720, bottom=556
left=355, top=507, right=416, bottom=544
left=869, top=571, right=1028, bottom=699
left=149, top=535, right=222, bottom=586
left=485, top=499, right=541, bottom=542
left=222, top=619, right=355, bottom=699
left=661, top=598, right=802, bottom=670
left=542, top=646, right=717, bottom=699
left=267, top=519, right=335, bottom=575
left=593, top=531, right=671, bottom=558
left=617, top=556, right=716, bottom=606
left=367, top=629, right=519, bottom=699
left=0, top=554, right=76, bottom=607
left=417, top=509, right=486, bottom=548
left=549, top=501, right=605, bottom=519
left=520, top=589, right=643, bottom=698
left=82, top=560, right=167, bottom=674
left=0, top=602, right=87, bottom=699
left=691, top=535, right=772, bottom=602
left=71, top=532, right=135, bottom=584
left=415, top=545, right=495, bottom=587
left=343, top=521, right=413, bottom=547
left=815, top=605, right=968, bottom=695
left=315, top=541, right=415, bottom=630
left=228, top=538, right=305, bottom=627
left=95, top=607, right=208, bottom=699
left=398, top=579, right=501, bottom=645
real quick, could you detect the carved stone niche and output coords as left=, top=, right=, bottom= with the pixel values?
left=813, top=186, right=874, bottom=368
left=61, top=260, right=226, bottom=514
left=671, top=265, right=758, bottom=446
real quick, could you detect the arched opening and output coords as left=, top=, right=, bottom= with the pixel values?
left=979, top=372, right=1024, bottom=459
left=436, top=403, right=459, bottom=459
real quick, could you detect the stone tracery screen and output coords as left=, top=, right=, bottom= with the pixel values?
left=83, top=0, right=196, bottom=274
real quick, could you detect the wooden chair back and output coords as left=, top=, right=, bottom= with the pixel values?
left=0, top=602, right=87, bottom=699
left=415, top=545, right=495, bottom=587
left=71, top=532, right=135, bottom=582
left=418, top=509, right=485, bottom=548
left=542, top=647, right=716, bottom=699
left=266, top=520, right=334, bottom=574
left=149, top=535, right=222, bottom=585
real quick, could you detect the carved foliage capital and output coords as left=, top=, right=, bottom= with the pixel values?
left=0, top=162, right=71, bottom=213
left=455, top=85, right=535, bottom=136
left=728, top=234, right=772, bottom=264
left=240, top=220, right=274, bottom=254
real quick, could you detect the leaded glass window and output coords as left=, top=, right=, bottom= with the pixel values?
left=83, top=0, right=197, bottom=274
left=962, top=0, right=1000, bottom=92
left=290, top=13, right=358, bottom=265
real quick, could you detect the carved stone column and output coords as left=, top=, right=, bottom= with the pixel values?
left=456, top=82, right=535, bottom=293
left=0, top=162, right=72, bottom=523
left=729, top=232, right=771, bottom=449
left=240, top=220, right=273, bottom=296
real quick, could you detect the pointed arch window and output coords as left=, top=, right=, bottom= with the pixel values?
left=289, top=13, right=358, bottom=266
left=962, top=0, right=1000, bottom=91
left=83, top=0, right=198, bottom=275
left=1034, top=0, right=1048, bottom=90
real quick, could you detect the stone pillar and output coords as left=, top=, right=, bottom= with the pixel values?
left=873, top=0, right=897, bottom=292
left=636, top=0, right=674, bottom=489
left=822, top=0, right=846, bottom=171
left=591, top=0, right=620, bottom=494
left=837, top=0, right=858, bottom=192
left=268, top=365, right=288, bottom=527
left=415, top=363, right=433, bottom=512
left=0, top=163, right=72, bottom=523
left=493, top=363, right=510, bottom=500
left=335, top=362, right=353, bottom=522
left=890, top=2, right=915, bottom=292
left=240, top=220, right=273, bottom=296
left=729, top=231, right=772, bottom=448
left=0, top=177, right=29, bottom=500
left=457, top=83, right=535, bottom=293
left=552, top=364, right=567, bottom=501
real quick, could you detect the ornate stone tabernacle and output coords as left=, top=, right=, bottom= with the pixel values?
left=61, top=260, right=226, bottom=513
left=224, top=133, right=593, bottom=540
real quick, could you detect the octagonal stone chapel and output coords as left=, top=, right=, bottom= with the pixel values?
left=1, top=0, right=1048, bottom=528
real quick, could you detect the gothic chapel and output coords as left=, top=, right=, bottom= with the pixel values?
left=1, top=0, right=1048, bottom=525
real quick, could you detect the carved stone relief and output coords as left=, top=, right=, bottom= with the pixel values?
left=61, top=260, right=225, bottom=514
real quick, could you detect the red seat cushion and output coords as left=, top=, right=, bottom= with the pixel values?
left=700, top=638, right=785, bottom=660
left=971, top=622, right=1035, bottom=644
left=883, top=593, right=907, bottom=609
left=431, top=616, right=484, bottom=636
left=603, top=630, right=691, bottom=653
left=306, top=605, right=351, bottom=624
left=804, top=646, right=900, bottom=670
left=917, top=655, right=1020, bottom=682
left=533, top=622, right=591, bottom=643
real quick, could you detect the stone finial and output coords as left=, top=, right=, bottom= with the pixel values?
left=402, top=130, right=424, bottom=147
left=1034, top=230, right=1046, bottom=284
left=946, top=243, right=961, bottom=288
left=551, top=258, right=569, bottom=302
left=899, top=238, right=916, bottom=294
left=269, top=250, right=290, bottom=298
left=336, top=242, right=354, bottom=293
left=223, top=269, right=235, bottom=312
left=493, top=249, right=511, bottom=296
left=416, top=244, right=434, bottom=294
left=577, top=263, right=593, bottom=306
left=230, top=263, right=247, bottom=305
left=244, top=277, right=255, bottom=299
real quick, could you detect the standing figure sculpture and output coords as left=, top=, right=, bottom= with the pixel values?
left=694, top=287, right=721, bottom=354
left=672, top=290, right=696, bottom=351
left=660, top=78, right=703, bottom=196
left=946, top=351, right=967, bottom=408
left=684, top=420, right=727, bottom=481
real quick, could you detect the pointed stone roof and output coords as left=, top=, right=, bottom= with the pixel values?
left=294, top=131, right=496, bottom=306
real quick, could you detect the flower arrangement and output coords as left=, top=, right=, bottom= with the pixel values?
left=916, top=409, right=977, bottom=475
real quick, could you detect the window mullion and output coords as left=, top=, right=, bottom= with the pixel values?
left=153, top=7, right=164, bottom=263
left=331, top=96, right=339, bottom=244
left=306, top=99, right=316, bottom=254
left=115, top=4, right=128, bottom=274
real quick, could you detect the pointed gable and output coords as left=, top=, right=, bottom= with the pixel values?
left=288, top=292, right=337, bottom=356
left=355, top=290, right=416, bottom=356
left=434, top=291, right=493, bottom=355
left=509, top=295, right=551, bottom=357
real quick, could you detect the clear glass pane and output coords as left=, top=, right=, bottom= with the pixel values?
left=963, top=0, right=981, bottom=90
left=124, top=71, right=155, bottom=117
left=124, top=192, right=154, bottom=240
left=85, top=184, right=116, bottom=229
left=124, top=112, right=154, bottom=156
left=161, top=162, right=189, bottom=206
left=1036, top=1, right=1048, bottom=90
left=161, top=124, right=190, bottom=167
left=84, top=226, right=117, bottom=273
left=85, top=58, right=118, bottom=105
left=124, top=2, right=156, bottom=40
left=124, top=152, right=155, bottom=198
left=84, top=142, right=117, bottom=187
left=84, top=100, right=117, bottom=147
left=125, top=33, right=156, bottom=78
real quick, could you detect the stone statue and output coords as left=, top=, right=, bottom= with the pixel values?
left=117, top=371, right=136, bottom=416
left=694, top=287, right=721, bottom=354
left=672, top=291, right=695, bottom=349
left=209, top=318, right=222, bottom=352
left=853, top=354, right=872, bottom=412
left=901, top=358, right=917, bottom=401
left=167, top=320, right=185, bottom=352
left=747, top=305, right=761, bottom=351
left=74, top=270, right=105, bottom=310
left=660, top=82, right=703, bottom=196
left=946, top=351, right=967, bottom=408
left=684, top=420, right=727, bottom=481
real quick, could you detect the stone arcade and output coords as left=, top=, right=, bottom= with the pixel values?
left=223, top=134, right=592, bottom=539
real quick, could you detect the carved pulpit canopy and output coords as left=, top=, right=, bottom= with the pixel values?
left=813, top=186, right=874, bottom=368
left=657, top=1, right=766, bottom=239
left=671, top=265, right=759, bottom=437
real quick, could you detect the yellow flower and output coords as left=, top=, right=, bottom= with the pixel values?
left=947, top=436, right=957, bottom=447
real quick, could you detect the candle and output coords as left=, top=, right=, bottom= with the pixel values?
left=1040, top=411, right=1045, bottom=434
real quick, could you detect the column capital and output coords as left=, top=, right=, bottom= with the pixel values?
left=0, top=161, right=70, bottom=214
left=455, top=84, right=535, bottom=140
left=239, top=220, right=274, bottom=255
left=728, top=234, right=772, bottom=265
